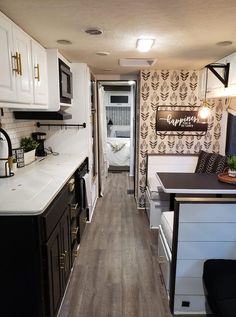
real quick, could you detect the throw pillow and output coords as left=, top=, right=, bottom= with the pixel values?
left=195, top=150, right=227, bottom=173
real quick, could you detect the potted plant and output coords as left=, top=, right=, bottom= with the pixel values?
left=20, top=137, right=38, bottom=165
left=227, top=155, right=236, bottom=177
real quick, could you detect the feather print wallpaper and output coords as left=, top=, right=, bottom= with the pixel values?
left=137, top=69, right=227, bottom=208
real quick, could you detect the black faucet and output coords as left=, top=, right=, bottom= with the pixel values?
left=0, top=124, right=13, bottom=177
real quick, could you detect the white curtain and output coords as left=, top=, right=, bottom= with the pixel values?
left=98, top=85, right=108, bottom=196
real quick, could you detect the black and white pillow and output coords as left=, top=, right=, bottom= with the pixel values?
left=195, top=150, right=227, bottom=174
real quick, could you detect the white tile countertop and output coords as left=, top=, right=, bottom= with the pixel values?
left=0, top=153, right=86, bottom=215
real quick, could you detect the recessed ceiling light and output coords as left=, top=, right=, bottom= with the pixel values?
left=56, top=39, right=72, bottom=45
left=216, top=41, right=233, bottom=46
left=96, top=51, right=110, bottom=56
left=84, top=27, right=103, bottom=35
left=136, top=38, right=155, bottom=52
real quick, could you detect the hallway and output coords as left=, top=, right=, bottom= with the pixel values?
left=59, top=172, right=171, bottom=317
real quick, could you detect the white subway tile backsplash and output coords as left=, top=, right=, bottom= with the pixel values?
left=0, top=109, right=36, bottom=149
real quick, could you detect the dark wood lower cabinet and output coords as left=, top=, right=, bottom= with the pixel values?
left=45, top=207, right=71, bottom=317
left=0, top=181, right=73, bottom=317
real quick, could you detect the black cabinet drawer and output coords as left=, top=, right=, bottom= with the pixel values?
left=41, top=185, right=69, bottom=241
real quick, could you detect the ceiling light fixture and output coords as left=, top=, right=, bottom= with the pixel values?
left=198, top=69, right=211, bottom=123
left=216, top=41, right=233, bottom=46
left=84, top=27, right=103, bottom=35
left=56, top=39, right=72, bottom=45
left=96, top=51, right=110, bottom=56
left=136, top=38, right=155, bottom=52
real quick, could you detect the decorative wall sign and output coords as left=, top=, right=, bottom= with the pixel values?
left=12, top=148, right=24, bottom=168
left=156, top=106, right=208, bottom=134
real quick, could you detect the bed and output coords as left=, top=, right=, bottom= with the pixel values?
left=106, top=137, right=130, bottom=168
left=109, top=125, right=130, bottom=138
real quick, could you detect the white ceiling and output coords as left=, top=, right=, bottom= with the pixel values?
left=1, top=0, right=236, bottom=75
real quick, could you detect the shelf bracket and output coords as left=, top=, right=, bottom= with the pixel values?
left=206, top=63, right=230, bottom=87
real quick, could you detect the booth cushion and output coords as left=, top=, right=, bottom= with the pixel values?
left=195, top=150, right=227, bottom=173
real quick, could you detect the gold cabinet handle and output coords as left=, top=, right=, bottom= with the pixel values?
left=34, top=63, right=40, bottom=81
left=158, top=256, right=165, bottom=264
left=71, top=227, right=79, bottom=239
left=69, top=203, right=78, bottom=218
left=73, top=250, right=78, bottom=258
left=59, top=253, right=65, bottom=270
left=11, top=52, right=20, bottom=74
left=64, top=250, right=69, bottom=272
left=18, top=53, right=22, bottom=76
left=68, top=178, right=75, bottom=192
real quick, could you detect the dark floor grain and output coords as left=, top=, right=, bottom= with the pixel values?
left=58, top=172, right=204, bottom=317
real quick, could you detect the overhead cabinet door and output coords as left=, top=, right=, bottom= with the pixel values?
left=0, top=14, right=17, bottom=102
left=31, top=41, right=48, bottom=105
left=13, top=26, right=34, bottom=103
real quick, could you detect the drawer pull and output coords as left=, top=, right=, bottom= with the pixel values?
left=69, top=203, right=78, bottom=218
left=158, top=255, right=165, bottom=264
left=72, top=227, right=79, bottom=239
left=73, top=250, right=78, bottom=258
left=59, top=253, right=65, bottom=270
left=64, top=250, right=69, bottom=272
left=68, top=178, right=75, bottom=192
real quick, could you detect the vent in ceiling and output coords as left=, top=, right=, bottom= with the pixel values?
left=119, top=58, right=157, bottom=67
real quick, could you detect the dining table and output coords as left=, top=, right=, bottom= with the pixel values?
left=156, top=172, right=236, bottom=210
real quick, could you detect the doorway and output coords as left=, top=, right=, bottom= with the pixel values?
left=97, top=80, right=136, bottom=195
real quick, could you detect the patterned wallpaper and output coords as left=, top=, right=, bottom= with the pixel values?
left=137, top=69, right=227, bottom=208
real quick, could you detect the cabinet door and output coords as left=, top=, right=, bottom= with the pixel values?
left=79, top=207, right=87, bottom=242
left=31, top=41, right=48, bottom=104
left=46, top=223, right=63, bottom=317
left=13, top=26, right=34, bottom=103
left=0, top=14, right=17, bottom=101
left=60, top=207, right=72, bottom=287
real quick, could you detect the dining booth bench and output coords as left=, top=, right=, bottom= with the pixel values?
left=145, top=152, right=234, bottom=315
left=145, top=154, right=199, bottom=228
left=145, top=151, right=228, bottom=229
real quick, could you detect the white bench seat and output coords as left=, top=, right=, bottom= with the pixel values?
left=160, top=211, right=174, bottom=251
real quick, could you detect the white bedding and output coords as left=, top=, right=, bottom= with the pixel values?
left=109, top=125, right=130, bottom=138
left=106, top=137, right=130, bottom=166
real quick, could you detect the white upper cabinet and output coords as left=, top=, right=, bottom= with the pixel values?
left=31, top=41, right=48, bottom=105
left=0, top=14, right=17, bottom=102
left=13, top=26, right=34, bottom=103
left=200, top=52, right=236, bottom=99
left=0, top=11, right=48, bottom=109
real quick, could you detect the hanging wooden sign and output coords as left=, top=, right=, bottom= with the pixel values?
left=156, top=108, right=208, bottom=132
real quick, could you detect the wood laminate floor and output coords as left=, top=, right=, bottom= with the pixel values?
left=58, top=172, right=205, bottom=317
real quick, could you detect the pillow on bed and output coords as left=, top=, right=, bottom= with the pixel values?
left=195, top=150, right=227, bottom=174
